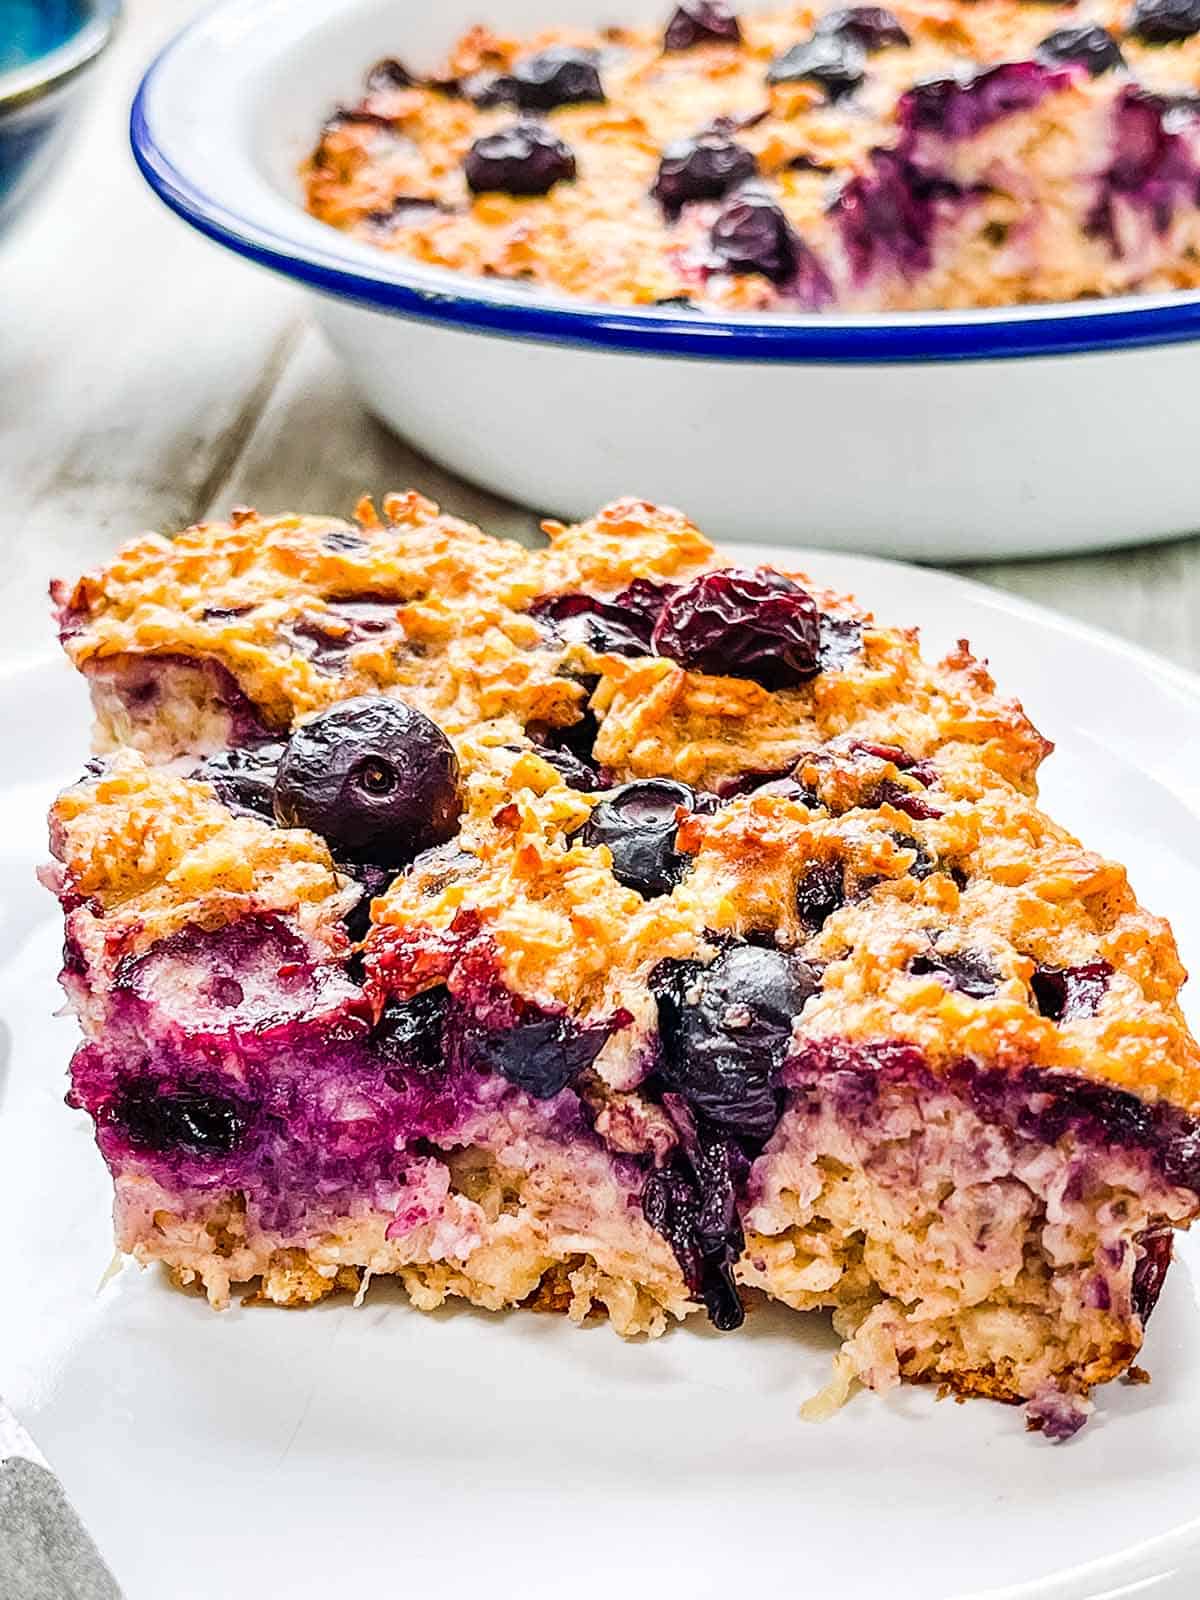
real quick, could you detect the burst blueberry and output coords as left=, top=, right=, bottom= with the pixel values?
left=193, top=742, right=286, bottom=820
left=652, top=131, right=758, bottom=216
left=768, top=33, right=867, bottom=98
left=909, top=947, right=1000, bottom=999
left=375, top=986, right=448, bottom=1074
left=652, top=943, right=820, bottom=1138
left=1031, top=960, right=1113, bottom=1021
left=1036, top=24, right=1126, bottom=74
left=273, top=695, right=461, bottom=868
left=464, top=122, right=577, bottom=196
left=581, top=779, right=696, bottom=896
left=113, top=1084, right=249, bottom=1156
left=652, top=567, right=822, bottom=688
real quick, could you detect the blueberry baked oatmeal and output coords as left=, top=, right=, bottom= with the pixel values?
left=46, top=494, right=1200, bottom=1438
left=303, top=0, right=1200, bottom=311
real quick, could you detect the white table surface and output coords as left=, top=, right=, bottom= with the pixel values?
left=5, top=0, right=1200, bottom=678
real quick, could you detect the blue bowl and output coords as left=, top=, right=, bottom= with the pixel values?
left=0, top=0, right=120, bottom=237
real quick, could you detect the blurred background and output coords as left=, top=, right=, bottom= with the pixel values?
left=3, top=0, right=1199, bottom=673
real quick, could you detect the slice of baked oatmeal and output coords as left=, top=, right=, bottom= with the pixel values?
left=45, top=493, right=1200, bottom=1438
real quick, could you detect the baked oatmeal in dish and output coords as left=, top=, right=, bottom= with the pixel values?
left=46, top=494, right=1200, bottom=1438
left=302, top=0, right=1200, bottom=311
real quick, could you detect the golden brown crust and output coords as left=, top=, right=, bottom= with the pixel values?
left=51, top=492, right=1200, bottom=1116
left=300, top=3, right=1200, bottom=311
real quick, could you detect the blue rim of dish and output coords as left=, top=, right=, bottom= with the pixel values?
left=130, top=4, right=1200, bottom=365
left=1, top=0, right=120, bottom=115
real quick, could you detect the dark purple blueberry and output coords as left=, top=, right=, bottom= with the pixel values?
left=112, top=1084, right=249, bottom=1156
left=326, top=106, right=397, bottom=131
left=643, top=1127, right=746, bottom=1329
left=892, top=830, right=938, bottom=881
left=366, top=57, right=416, bottom=91
left=581, top=779, right=696, bottom=896
left=282, top=597, right=402, bottom=669
left=468, top=1008, right=627, bottom=1097
left=1128, top=0, right=1200, bottom=41
left=664, top=1, right=743, bottom=51
left=795, top=860, right=845, bottom=931
left=535, top=741, right=601, bottom=790
left=193, top=741, right=286, bottom=820
left=510, top=46, right=606, bottom=109
left=652, top=131, right=758, bottom=216
left=909, top=947, right=1000, bottom=999
left=652, top=944, right=820, bottom=1138
left=1088, top=89, right=1197, bottom=242
left=866, top=777, right=944, bottom=821
left=767, top=33, right=867, bottom=98
left=1036, top=24, right=1125, bottom=73
left=375, top=986, right=448, bottom=1074
left=652, top=567, right=821, bottom=688
left=531, top=592, right=649, bottom=656
left=903, top=61, right=1062, bottom=139
left=709, top=192, right=803, bottom=283
left=273, top=695, right=461, bottom=868
left=464, top=122, right=577, bottom=196
left=654, top=294, right=700, bottom=307
left=832, top=151, right=962, bottom=281
left=1031, top=960, right=1113, bottom=1022
left=817, top=6, right=911, bottom=50
left=365, top=196, right=444, bottom=230
left=1131, top=1226, right=1174, bottom=1323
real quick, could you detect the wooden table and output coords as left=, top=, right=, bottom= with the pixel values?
left=6, top=0, right=1200, bottom=676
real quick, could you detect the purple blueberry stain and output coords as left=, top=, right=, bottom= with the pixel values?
left=902, top=61, right=1068, bottom=141
left=830, top=151, right=968, bottom=282
left=1088, top=88, right=1199, bottom=245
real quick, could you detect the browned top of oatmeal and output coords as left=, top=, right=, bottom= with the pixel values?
left=51, top=492, right=1200, bottom=1111
left=301, top=2, right=1200, bottom=311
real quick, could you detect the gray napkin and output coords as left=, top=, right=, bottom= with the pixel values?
left=0, top=1399, right=122, bottom=1600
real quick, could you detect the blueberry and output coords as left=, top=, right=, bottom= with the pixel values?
left=582, top=779, right=696, bottom=896
left=652, top=944, right=820, bottom=1138
left=366, top=57, right=415, bottom=91
left=509, top=46, right=606, bottom=109
left=652, top=567, right=821, bottom=687
left=709, top=192, right=802, bottom=283
left=1037, top=23, right=1126, bottom=73
left=531, top=592, right=649, bottom=656
left=193, top=742, right=286, bottom=820
left=795, top=860, right=845, bottom=931
left=866, top=777, right=944, bottom=820
left=273, top=695, right=461, bottom=868
left=375, top=987, right=448, bottom=1074
left=469, top=1009, right=626, bottom=1097
left=113, top=1084, right=248, bottom=1155
left=464, top=122, right=577, bottom=196
left=1031, top=960, right=1113, bottom=1021
left=1128, top=0, right=1200, bottom=41
left=532, top=703, right=605, bottom=789
left=817, top=7, right=910, bottom=50
left=909, top=948, right=1000, bottom=998
left=652, top=131, right=758, bottom=216
left=664, top=1, right=743, bottom=51
left=767, top=34, right=867, bottom=99
left=643, top=1129, right=747, bottom=1329
left=832, top=150, right=958, bottom=280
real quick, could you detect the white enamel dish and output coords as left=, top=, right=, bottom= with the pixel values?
left=4, top=550, right=1200, bottom=1598
left=128, top=0, right=1200, bottom=562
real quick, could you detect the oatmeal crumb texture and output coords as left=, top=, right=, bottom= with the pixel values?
left=302, top=1, right=1200, bottom=311
left=47, top=493, right=1200, bottom=1434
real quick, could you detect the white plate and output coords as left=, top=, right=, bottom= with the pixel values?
left=5, top=548, right=1200, bottom=1600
